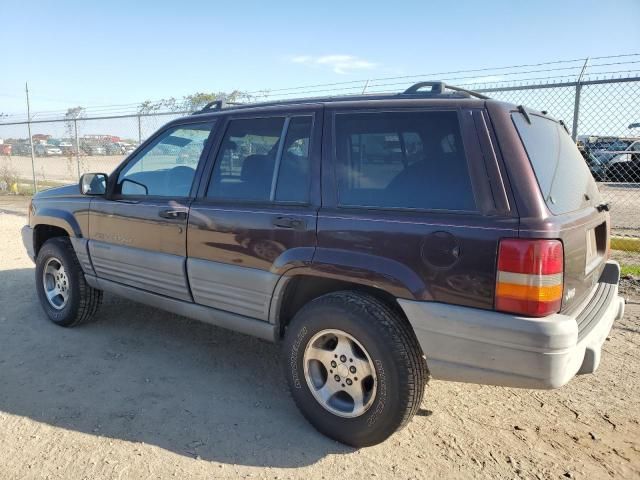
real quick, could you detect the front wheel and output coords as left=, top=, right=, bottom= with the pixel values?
left=282, top=291, right=428, bottom=447
left=35, top=237, right=102, bottom=327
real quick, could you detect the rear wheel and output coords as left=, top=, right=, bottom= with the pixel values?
left=35, top=237, right=102, bottom=327
left=283, top=291, right=428, bottom=447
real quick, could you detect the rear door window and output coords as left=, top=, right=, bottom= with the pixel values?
left=333, top=110, right=476, bottom=211
left=512, top=113, right=601, bottom=215
left=207, top=115, right=313, bottom=203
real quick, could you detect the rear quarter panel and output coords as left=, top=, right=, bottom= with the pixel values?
left=316, top=102, right=519, bottom=309
left=486, top=101, right=610, bottom=310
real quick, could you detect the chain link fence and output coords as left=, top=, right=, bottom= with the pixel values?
left=472, top=77, right=640, bottom=238
left=1, top=74, right=638, bottom=236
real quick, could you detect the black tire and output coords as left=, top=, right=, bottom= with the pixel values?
left=35, top=237, right=102, bottom=327
left=283, top=291, right=428, bottom=447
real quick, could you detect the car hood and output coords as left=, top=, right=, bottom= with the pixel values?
left=33, top=183, right=80, bottom=199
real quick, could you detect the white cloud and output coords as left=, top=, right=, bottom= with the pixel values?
left=289, top=54, right=377, bottom=74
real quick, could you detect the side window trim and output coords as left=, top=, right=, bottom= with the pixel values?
left=269, top=117, right=291, bottom=201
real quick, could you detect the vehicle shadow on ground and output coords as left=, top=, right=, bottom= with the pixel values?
left=0, top=268, right=350, bottom=467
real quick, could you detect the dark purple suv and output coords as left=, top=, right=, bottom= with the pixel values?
left=22, top=82, right=624, bottom=447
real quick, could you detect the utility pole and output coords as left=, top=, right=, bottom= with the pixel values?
left=25, top=83, right=37, bottom=193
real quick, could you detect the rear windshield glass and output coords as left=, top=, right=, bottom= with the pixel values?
left=512, top=113, right=600, bottom=215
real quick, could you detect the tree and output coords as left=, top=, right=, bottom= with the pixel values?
left=137, top=90, right=261, bottom=114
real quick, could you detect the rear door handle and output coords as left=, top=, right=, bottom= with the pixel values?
left=272, top=216, right=305, bottom=229
left=159, top=209, right=188, bottom=220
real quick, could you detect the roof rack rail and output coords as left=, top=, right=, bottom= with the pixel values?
left=402, top=81, right=489, bottom=100
left=193, top=100, right=245, bottom=115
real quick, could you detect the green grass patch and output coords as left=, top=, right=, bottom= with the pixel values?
left=621, top=264, right=640, bottom=277
left=611, top=236, right=640, bottom=253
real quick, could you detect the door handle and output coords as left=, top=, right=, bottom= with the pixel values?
left=159, top=209, right=188, bottom=220
left=272, top=216, right=305, bottom=229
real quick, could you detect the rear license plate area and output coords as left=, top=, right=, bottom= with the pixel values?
left=585, top=223, right=606, bottom=274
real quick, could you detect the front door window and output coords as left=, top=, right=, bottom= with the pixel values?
left=117, top=122, right=215, bottom=197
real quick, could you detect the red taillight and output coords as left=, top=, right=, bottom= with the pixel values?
left=495, top=239, right=564, bottom=317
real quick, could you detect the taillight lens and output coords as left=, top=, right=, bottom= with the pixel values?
left=495, top=239, right=564, bottom=317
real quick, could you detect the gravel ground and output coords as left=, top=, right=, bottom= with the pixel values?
left=0, top=209, right=639, bottom=479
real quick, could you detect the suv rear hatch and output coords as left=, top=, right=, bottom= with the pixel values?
left=511, top=110, right=609, bottom=313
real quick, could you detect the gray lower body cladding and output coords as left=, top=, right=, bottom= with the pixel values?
left=88, top=241, right=191, bottom=302
left=70, top=237, right=94, bottom=275
left=187, top=258, right=278, bottom=321
left=85, top=274, right=277, bottom=341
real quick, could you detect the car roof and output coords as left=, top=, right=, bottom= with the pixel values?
left=170, top=81, right=513, bottom=122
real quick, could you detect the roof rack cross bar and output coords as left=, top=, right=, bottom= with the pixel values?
left=403, top=81, right=489, bottom=100
left=403, top=81, right=445, bottom=95
left=193, top=99, right=246, bottom=115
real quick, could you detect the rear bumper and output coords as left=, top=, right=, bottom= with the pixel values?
left=21, top=225, right=35, bottom=262
left=398, top=261, right=624, bottom=389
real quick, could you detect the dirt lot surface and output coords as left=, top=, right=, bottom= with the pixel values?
left=1, top=209, right=639, bottom=479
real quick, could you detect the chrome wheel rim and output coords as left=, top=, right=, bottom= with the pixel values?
left=303, top=329, right=377, bottom=418
left=42, top=257, right=69, bottom=310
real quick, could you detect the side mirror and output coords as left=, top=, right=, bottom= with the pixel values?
left=80, top=173, right=108, bottom=195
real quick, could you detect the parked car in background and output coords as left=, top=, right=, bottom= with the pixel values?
left=11, top=143, right=32, bottom=156
left=82, top=144, right=106, bottom=155
left=59, top=142, right=74, bottom=155
left=579, top=137, right=640, bottom=181
left=605, top=152, right=640, bottom=182
left=123, top=144, right=137, bottom=155
left=34, top=144, right=63, bottom=156
left=585, top=151, right=607, bottom=181
left=22, top=82, right=624, bottom=447
left=105, top=142, right=125, bottom=155
left=592, top=139, right=639, bottom=164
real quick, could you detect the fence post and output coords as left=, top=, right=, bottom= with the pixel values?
left=571, top=57, right=589, bottom=141
left=25, top=83, right=37, bottom=193
left=74, top=119, right=80, bottom=179
left=571, top=84, right=582, bottom=141
left=26, top=120, right=37, bottom=193
left=137, top=115, right=142, bottom=144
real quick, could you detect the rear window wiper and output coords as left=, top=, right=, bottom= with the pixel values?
left=517, top=105, right=531, bottom=124
left=558, top=119, right=570, bottom=135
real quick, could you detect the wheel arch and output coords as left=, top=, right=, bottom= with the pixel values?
left=33, top=223, right=70, bottom=256
left=271, top=270, right=411, bottom=339
left=31, top=207, right=84, bottom=256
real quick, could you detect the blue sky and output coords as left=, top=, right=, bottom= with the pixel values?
left=1, top=0, right=639, bottom=116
